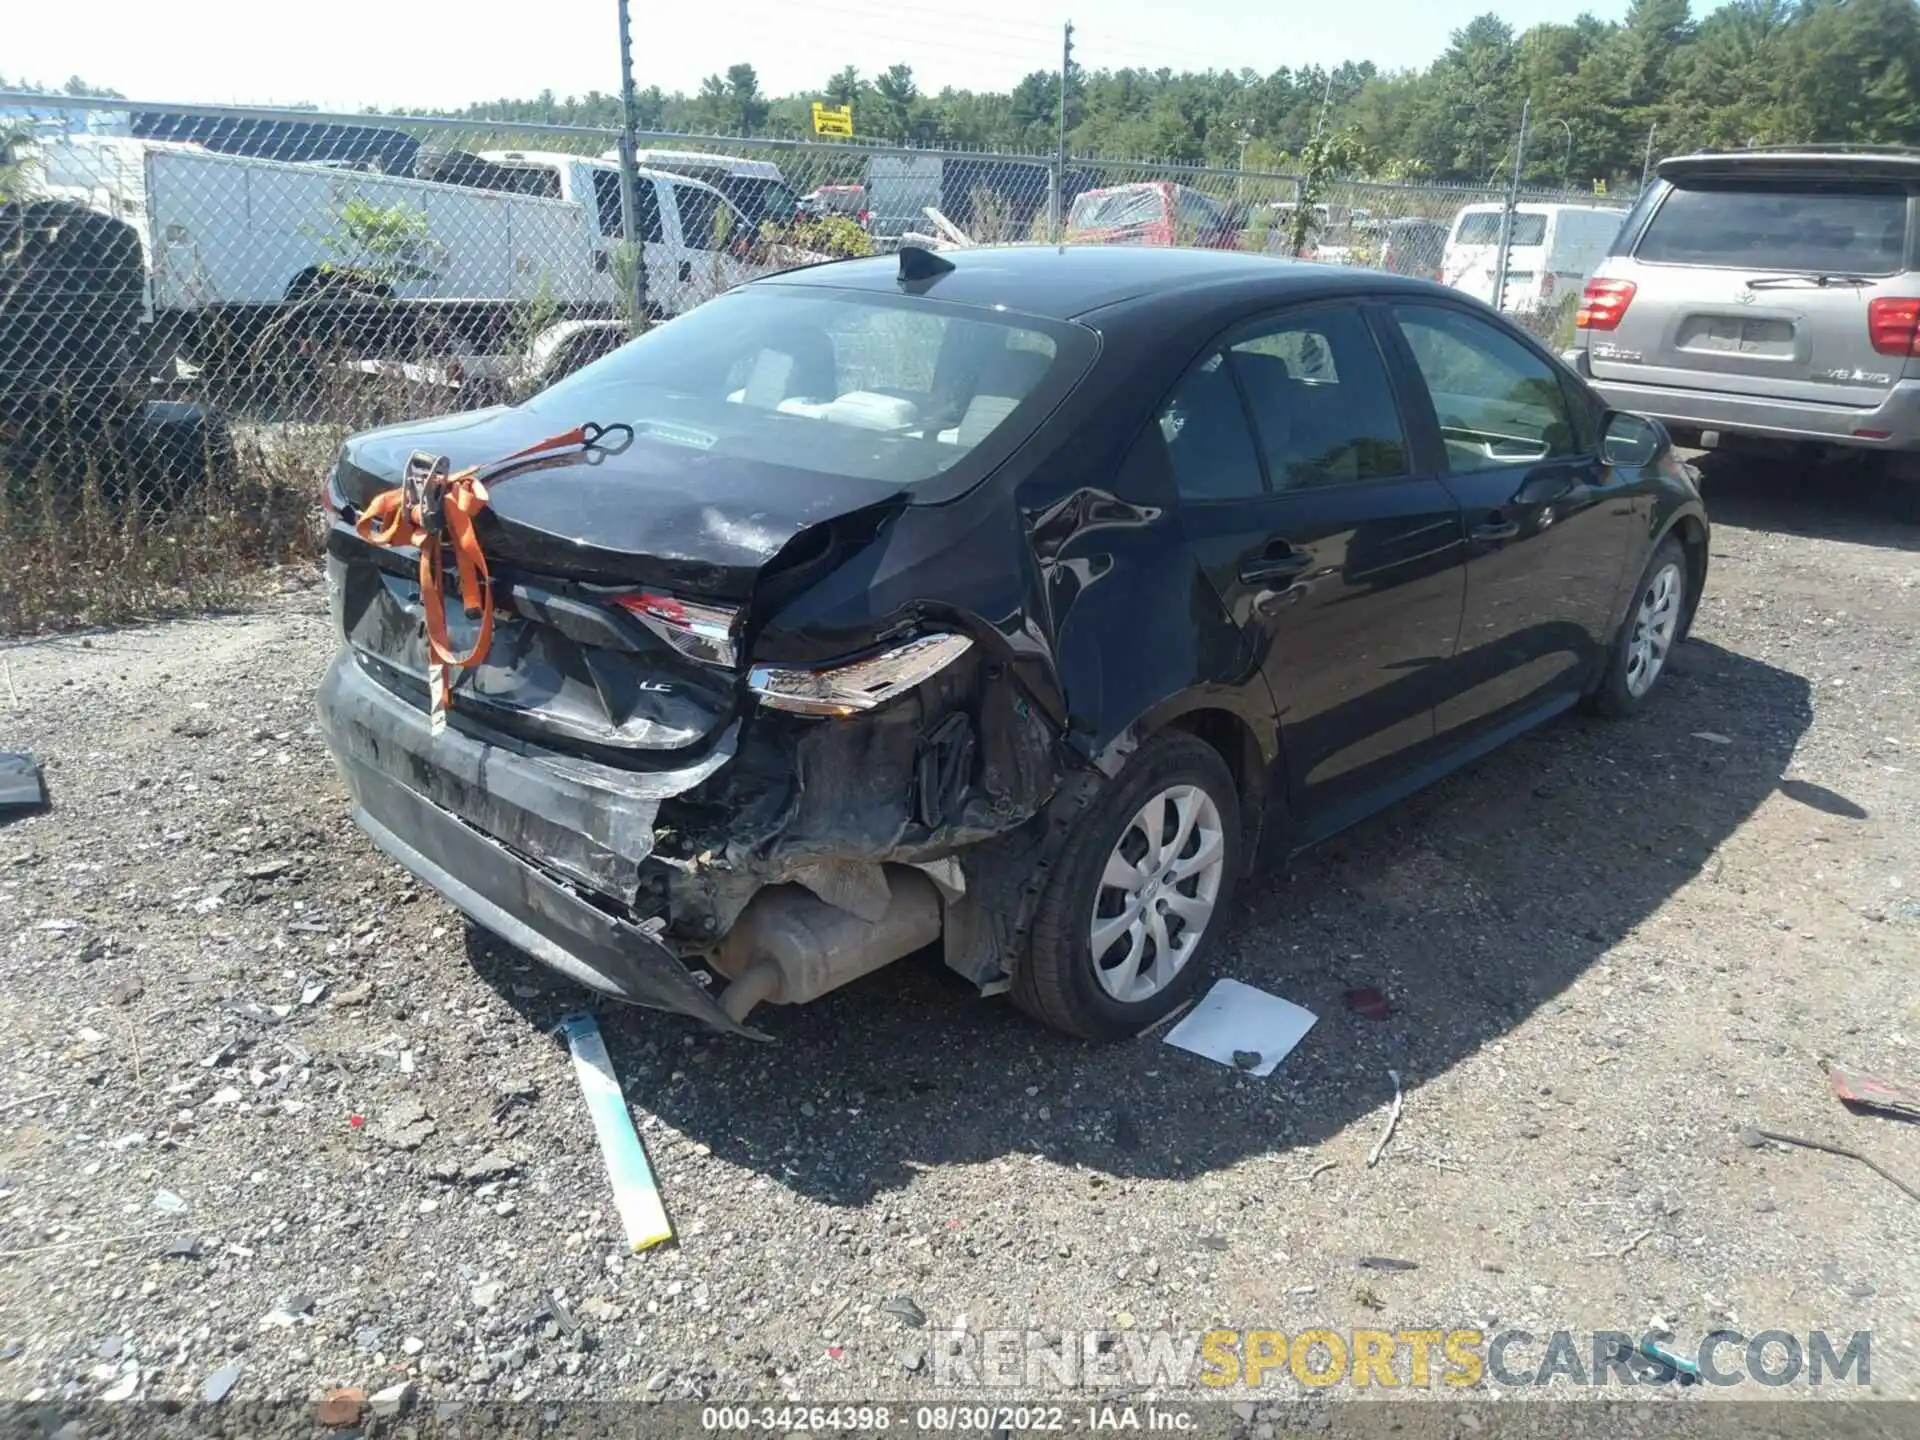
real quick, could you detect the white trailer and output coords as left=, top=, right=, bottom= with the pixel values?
left=30, top=134, right=614, bottom=363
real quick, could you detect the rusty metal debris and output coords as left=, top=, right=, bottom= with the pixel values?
left=1827, top=1062, right=1920, bottom=1122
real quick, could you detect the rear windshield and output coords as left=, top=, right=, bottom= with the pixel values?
left=1070, top=189, right=1164, bottom=229
left=724, top=176, right=799, bottom=218
left=1454, top=212, right=1547, bottom=246
left=522, top=287, right=1089, bottom=488
left=1634, top=181, right=1910, bottom=274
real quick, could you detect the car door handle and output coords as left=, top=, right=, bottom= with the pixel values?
left=1472, top=516, right=1521, bottom=543
left=1239, top=546, right=1313, bottom=584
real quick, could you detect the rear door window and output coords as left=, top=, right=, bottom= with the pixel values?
left=1455, top=212, right=1547, bottom=246
left=1228, top=307, right=1409, bottom=490
left=674, top=184, right=726, bottom=250
left=592, top=170, right=664, bottom=242
left=1634, top=182, right=1909, bottom=274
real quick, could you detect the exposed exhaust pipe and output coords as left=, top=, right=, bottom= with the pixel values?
left=714, top=866, right=943, bottom=1023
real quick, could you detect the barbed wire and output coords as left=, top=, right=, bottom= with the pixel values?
left=2, top=89, right=1619, bottom=531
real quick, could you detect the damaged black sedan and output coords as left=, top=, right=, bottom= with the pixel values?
left=317, top=245, right=1707, bottom=1040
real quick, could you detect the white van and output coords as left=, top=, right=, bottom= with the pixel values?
left=1442, top=203, right=1624, bottom=315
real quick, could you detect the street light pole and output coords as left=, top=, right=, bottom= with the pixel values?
left=615, top=0, right=647, bottom=330
left=1492, top=96, right=1530, bottom=316
left=1555, top=118, right=1573, bottom=190
left=1051, top=19, right=1073, bottom=242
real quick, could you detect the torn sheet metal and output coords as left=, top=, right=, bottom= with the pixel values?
left=560, top=1012, right=672, bottom=1251
left=1162, top=978, right=1317, bottom=1078
left=1828, top=1062, right=1920, bottom=1121
left=0, top=754, right=46, bottom=810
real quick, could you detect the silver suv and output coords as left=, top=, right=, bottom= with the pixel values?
left=1564, top=148, right=1920, bottom=465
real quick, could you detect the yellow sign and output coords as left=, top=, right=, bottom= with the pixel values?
left=1594, top=177, right=1609, bottom=195
left=811, top=102, right=853, bottom=138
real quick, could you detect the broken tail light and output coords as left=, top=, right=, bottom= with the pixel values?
left=1576, top=278, right=1636, bottom=331
left=611, top=591, right=741, bottom=668
left=748, top=634, right=974, bottom=718
left=1867, top=297, right=1920, bottom=357
left=322, top=454, right=349, bottom=522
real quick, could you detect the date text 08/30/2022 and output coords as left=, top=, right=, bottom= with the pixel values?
left=700, top=1405, right=1194, bottom=1432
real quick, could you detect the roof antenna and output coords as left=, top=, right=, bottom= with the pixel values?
left=897, top=244, right=956, bottom=285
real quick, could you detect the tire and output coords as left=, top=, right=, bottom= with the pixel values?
left=1587, top=536, right=1687, bottom=718
left=118, top=401, right=235, bottom=516
left=1014, top=732, right=1242, bottom=1041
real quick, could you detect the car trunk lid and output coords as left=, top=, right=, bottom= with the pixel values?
left=328, top=404, right=909, bottom=756
left=335, top=404, right=908, bottom=595
left=1589, top=262, right=1891, bottom=406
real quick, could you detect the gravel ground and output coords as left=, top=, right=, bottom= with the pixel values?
left=0, top=456, right=1915, bottom=1417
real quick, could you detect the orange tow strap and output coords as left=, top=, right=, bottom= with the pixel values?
left=354, top=421, right=629, bottom=731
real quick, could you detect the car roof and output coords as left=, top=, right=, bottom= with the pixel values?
left=1660, top=148, right=1920, bottom=183
left=755, top=244, right=1440, bottom=322
left=1078, top=180, right=1175, bottom=195
left=1454, top=201, right=1612, bottom=216
left=476, top=148, right=728, bottom=195
left=627, top=148, right=786, bottom=181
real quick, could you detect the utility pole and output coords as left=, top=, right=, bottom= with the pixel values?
left=615, top=0, right=647, bottom=331
left=1640, top=123, right=1658, bottom=192
left=1555, top=118, right=1574, bottom=190
left=1052, top=20, right=1074, bottom=242
left=1492, top=96, right=1529, bottom=318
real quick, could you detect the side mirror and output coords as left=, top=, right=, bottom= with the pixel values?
left=1601, top=411, right=1668, bottom=469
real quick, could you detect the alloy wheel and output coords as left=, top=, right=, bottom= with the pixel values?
left=1625, top=560, right=1683, bottom=698
left=1089, top=783, right=1227, bottom=1004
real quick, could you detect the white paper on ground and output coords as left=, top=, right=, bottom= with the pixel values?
left=1161, top=978, right=1318, bottom=1077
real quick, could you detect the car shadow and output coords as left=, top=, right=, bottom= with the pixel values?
left=463, top=634, right=1810, bottom=1207
left=1693, top=451, right=1920, bottom=548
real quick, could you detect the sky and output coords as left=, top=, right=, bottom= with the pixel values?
left=5, top=0, right=1635, bottom=114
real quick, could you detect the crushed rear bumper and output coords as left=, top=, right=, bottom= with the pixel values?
left=316, top=650, right=765, bottom=1037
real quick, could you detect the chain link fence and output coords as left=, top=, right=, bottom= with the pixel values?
left=0, top=91, right=1623, bottom=626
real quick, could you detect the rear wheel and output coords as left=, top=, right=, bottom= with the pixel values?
left=1588, top=536, right=1687, bottom=717
left=1015, top=734, right=1241, bottom=1040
